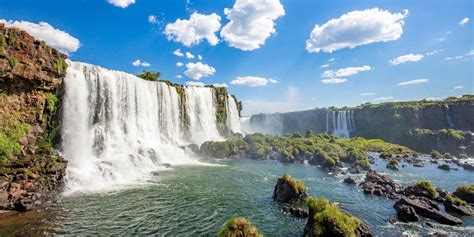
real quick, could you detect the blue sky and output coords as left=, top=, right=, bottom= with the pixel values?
left=1, top=0, right=473, bottom=115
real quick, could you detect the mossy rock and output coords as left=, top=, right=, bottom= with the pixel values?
left=218, top=217, right=263, bottom=237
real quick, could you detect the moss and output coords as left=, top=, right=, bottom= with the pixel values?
left=218, top=217, right=263, bottom=237
left=456, top=185, right=474, bottom=196
left=53, top=58, right=67, bottom=75
left=306, top=197, right=361, bottom=237
left=445, top=194, right=467, bottom=206
left=281, top=173, right=307, bottom=194
left=45, top=93, right=60, bottom=112
left=417, top=180, right=438, bottom=198
left=0, top=119, right=30, bottom=161
left=8, top=57, right=19, bottom=68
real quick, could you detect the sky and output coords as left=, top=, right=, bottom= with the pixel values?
left=1, top=0, right=473, bottom=116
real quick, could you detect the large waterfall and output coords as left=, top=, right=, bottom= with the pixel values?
left=326, top=111, right=355, bottom=138
left=227, top=95, right=241, bottom=133
left=61, top=61, right=239, bottom=193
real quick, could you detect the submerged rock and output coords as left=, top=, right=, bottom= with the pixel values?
left=393, top=197, right=462, bottom=225
left=273, top=174, right=307, bottom=204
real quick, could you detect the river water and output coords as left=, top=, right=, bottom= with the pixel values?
left=1, top=156, right=473, bottom=236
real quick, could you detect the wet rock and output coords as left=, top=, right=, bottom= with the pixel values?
left=461, top=163, right=474, bottom=171
left=403, top=183, right=439, bottom=201
left=393, top=203, right=419, bottom=222
left=393, top=197, right=462, bottom=225
left=444, top=202, right=473, bottom=216
left=359, top=171, right=402, bottom=199
left=273, top=174, right=307, bottom=204
left=453, top=190, right=474, bottom=203
left=343, top=177, right=356, bottom=185
left=437, top=164, right=450, bottom=171
left=282, top=205, right=309, bottom=218
left=386, top=161, right=399, bottom=171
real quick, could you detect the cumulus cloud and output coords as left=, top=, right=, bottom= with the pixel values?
left=213, top=83, right=228, bottom=88
left=454, top=86, right=463, bottom=90
left=374, top=96, right=394, bottom=101
left=306, top=8, right=408, bottom=53
left=321, top=78, right=347, bottom=84
left=360, top=92, right=376, bottom=96
left=164, top=12, right=221, bottom=47
left=184, top=62, right=216, bottom=80
left=322, top=65, right=372, bottom=78
left=459, top=17, right=469, bottom=26
left=107, top=0, right=135, bottom=8
left=132, top=59, right=150, bottom=67
left=176, top=62, right=184, bottom=67
left=0, top=19, right=80, bottom=54
left=397, top=79, right=429, bottom=86
left=185, top=81, right=205, bottom=86
left=221, top=0, right=285, bottom=51
left=389, top=53, right=424, bottom=65
left=173, top=49, right=184, bottom=57
left=230, top=76, right=278, bottom=87
left=185, top=52, right=195, bottom=59
left=465, top=50, right=474, bottom=56
left=148, top=15, right=157, bottom=23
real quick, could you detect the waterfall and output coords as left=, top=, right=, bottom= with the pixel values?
left=326, top=110, right=355, bottom=138
left=443, top=104, right=455, bottom=128
left=61, top=61, right=238, bottom=193
left=227, top=95, right=242, bottom=134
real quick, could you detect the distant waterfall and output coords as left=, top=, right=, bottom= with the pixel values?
left=227, top=95, right=241, bottom=133
left=61, top=61, right=238, bottom=193
left=326, top=111, right=355, bottom=138
left=443, top=104, right=455, bottom=128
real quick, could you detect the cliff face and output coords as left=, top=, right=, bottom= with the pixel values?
left=246, top=97, right=474, bottom=156
left=0, top=23, right=67, bottom=212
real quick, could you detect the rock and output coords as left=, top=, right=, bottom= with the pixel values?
left=461, top=163, right=474, bottom=171
left=393, top=197, right=462, bottom=225
left=218, top=217, right=262, bottom=237
left=438, top=164, right=450, bottom=171
left=403, top=183, right=439, bottom=201
left=273, top=174, right=307, bottom=204
left=444, top=202, right=473, bottom=216
left=0, top=190, right=8, bottom=209
left=393, top=203, right=419, bottom=222
left=14, top=198, right=34, bottom=212
left=429, top=231, right=449, bottom=237
left=282, top=205, right=309, bottom=218
left=343, top=177, right=356, bottom=185
left=359, top=171, right=402, bottom=199
left=454, top=190, right=474, bottom=203
left=413, top=162, right=424, bottom=167
left=386, top=162, right=399, bottom=171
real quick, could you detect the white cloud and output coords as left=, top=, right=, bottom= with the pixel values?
left=389, top=53, right=424, bottom=65
left=425, top=49, right=443, bottom=56
left=173, top=49, right=184, bottom=57
left=0, top=19, right=80, bottom=54
left=328, top=58, right=336, bottom=62
left=221, top=0, right=285, bottom=51
left=148, top=15, right=157, bottom=23
left=185, top=52, right=195, bottom=59
left=176, top=75, right=183, bottom=79
left=322, top=65, right=372, bottom=78
left=132, top=59, right=150, bottom=67
left=184, top=62, right=216, bottom=80
left=306, top=8, right=408, bottom=53
left=107, top=0, right=135, bottom=8
left=459, top=17, right=469, bottom=26
left=185, top=81, right=205, bottom=86
left=198, top=55, right=203, bottom=60
left=242, top=86, right=303, bottom=115
left=374, top=96, right=394, bottom=101
left=425, top=97, right=440, bottom=101
left=465, top=50, right=474, bottom=56
left=445, top=55, right=464, bottom=61
left=454, top=86, right=464, bottom=90
left=213, top=83, right=228, bottom=88
left=397, top=79, right=429, bottom=86
left=360, top=92, right=375, bottom=96
left=164, top=12, right=221, bottom=47
left=230, top=76, right=277, bottom=87
left=321, top=78, right=347, bottom=84
left=176, top=62, right=184, bottom=67
left=320, top=64, right=329, bottom=68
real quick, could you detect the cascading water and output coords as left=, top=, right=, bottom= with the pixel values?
left=443, top=104, right=455, bottom=128
left=326, top=110, right=355, bottom=138
left=61, top=61, right=238, bottom=194
left=227, top=95, right=242, bottom=134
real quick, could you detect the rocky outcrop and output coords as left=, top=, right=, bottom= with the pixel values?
left=0, top=23, right=67, bottom=212
left=394, top=203, right=419, bottom=222
left=273, top=174, right=307, bottom=204
left=394, top=197, right=462, bottom=225
left=359, top=171, right=402, bottom=199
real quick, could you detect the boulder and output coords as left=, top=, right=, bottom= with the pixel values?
left=386, top=162, right=399, bottom=171
left=393, top=203, right=419, bottom=222
left=438, top=164, right=450, bottom=171
left=444, top=202, right=473, bottom=216
left=282, top=205, right=309, bottom=218
left=393, top=197, right=462, bottom=225
left=273, top=174, right=307, bottom=204
left=343, top=177, right=356, bottom=185
left=454, top=190, right=474, bottom=203
left=359, top=171, right=402, bottom=199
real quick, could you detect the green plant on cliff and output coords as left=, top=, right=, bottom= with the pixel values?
left=45, top=93, right=60, bottom=112
left=8, top=31, right=15, bottom=45
left=218, top=217, right=263, bottom=237
left=8, top=57, right=19, bottom=68
left=445, top=194, right=467, bottom=206
left=0, top=119, right=30, bottom=161
left=0, top=34, right=6, bottom=51
left=306, top=197, right=361, bottom=237
left=53, top=58, right=67, bottom=75
left=417, top=180, right=438, bottom=198
left=281, top=173, right=307, bottom=194
left=137, top=70, right=161, bottom=81
left=456, top=185, right=474, bottom=196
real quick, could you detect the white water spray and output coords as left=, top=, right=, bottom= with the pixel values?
left=227, top=95, right=242, bottom=134
left=326, top=111, right=355, bottom=138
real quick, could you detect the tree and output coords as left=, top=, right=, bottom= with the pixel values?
left=136, top=70, right=160, bottom=81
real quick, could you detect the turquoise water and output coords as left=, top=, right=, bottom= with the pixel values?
left=2, top=157, right=473, bottom=236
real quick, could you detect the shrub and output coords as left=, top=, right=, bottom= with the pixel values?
left=306, top=197, right=361, bottom=237
left=306, top=130, right=315, bottom=138
left=137, top=70, right=161, bottom=81
left=281, top=173, right=307, bottom=194
left=456, top=185, right=474, bottom=196
left=291, top=132, right=303, bottom=138
left=218, top=217, right=262, bottom=237
left=0, top=120, right=30, bottom=161
left=445, top=194, right=467, bottom=206
left=354, top=159, right=371, bottom=170
left=53, top=58, right=67, bottom=74
left=431, top=150, right=441, bottom=159
left=45, top=93, right=60, bottom=112
left=417, top=180, right=437, bottom=198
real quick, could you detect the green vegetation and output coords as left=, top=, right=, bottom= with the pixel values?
left=445, top=194, right=467, bottom=206
left=417, top=180, right=438, bottom=198
left=456, top=185, right=474, bottom=196
left=0, top=33, right=6, bottom=51
left=431, top=150, right=441, bottom=159
left=8, top=57, right=19, bottom=68
left=388, top=159, right=399, bottom=166
left=45, top=93, right=60, bottom=112
left=8, top=31, right=15, bottom=45
left=281, top=173, right=307, bottom=194
left=53, top=58, right=67, bottom=75
left=218, top=217, right=263, bottom=237
left=0, top=119, right=30, bottom=162
left=306, top=197, right=361, bottom=237
left=136, top=70, right=161, bottom=81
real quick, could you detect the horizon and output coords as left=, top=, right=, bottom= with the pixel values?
left=1, top=0, right=472, bottom=116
